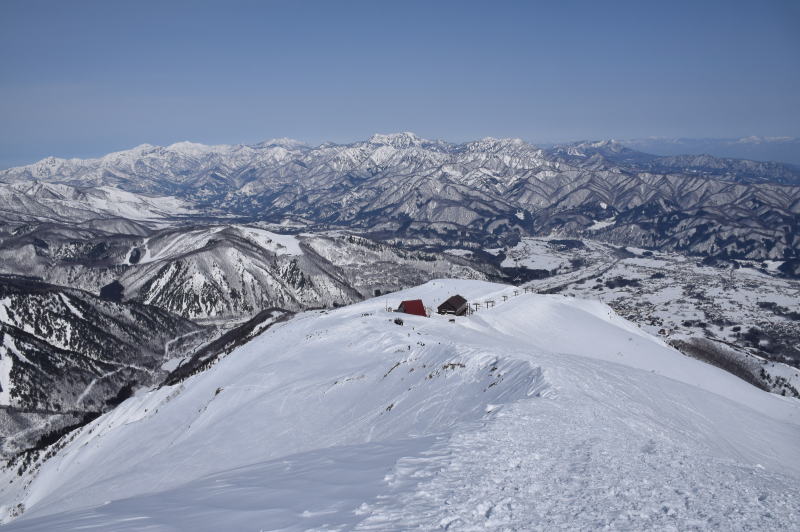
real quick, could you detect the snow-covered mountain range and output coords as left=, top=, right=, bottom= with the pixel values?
left=2, top=133, right=799, bottom=261
left=1, top=280, right=797, bottom=529
left=0, top=223, right=495, bottom=321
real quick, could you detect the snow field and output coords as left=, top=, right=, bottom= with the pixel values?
left=2, top=279, right=798, bottom=530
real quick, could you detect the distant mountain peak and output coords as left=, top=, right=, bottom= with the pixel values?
left=107, top=143, right=158, bottom=157
left=568, top=139, right=625, bottom=150
left=464, top=137, right=534, bottom=153
left=368, top=132, right=425, bottom=148
left=477, top=137, right=526, bottom=146
left=736, top=135, right=797, bottom=144
left=256, top=137, right=308, bottom=149
left=165, top=141, right=218, bottom=156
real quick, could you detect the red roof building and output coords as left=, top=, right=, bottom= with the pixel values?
left=397, top=299, right=427, bottom=317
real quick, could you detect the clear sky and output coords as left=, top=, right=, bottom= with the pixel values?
left=1, top=0, right=799, bottom=167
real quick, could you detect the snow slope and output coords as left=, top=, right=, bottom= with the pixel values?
left=1, top=280, right=798, bottom=530
left=0, top=182, right=194, bottom=224
left=505, top=236, right=800, bottom=396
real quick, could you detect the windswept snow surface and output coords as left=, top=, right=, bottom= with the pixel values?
left=2, top=280, right=799, bottom=530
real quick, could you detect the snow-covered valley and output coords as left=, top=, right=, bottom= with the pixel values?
left=1, top=280, right=797, bottom=530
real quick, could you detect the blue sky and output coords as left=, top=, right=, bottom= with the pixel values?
left=1, top=0, right=799, bottom=167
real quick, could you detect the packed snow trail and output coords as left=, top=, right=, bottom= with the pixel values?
left=1, top=280, right=798, bottom=530
left=358, top=355, right=800, bottom=530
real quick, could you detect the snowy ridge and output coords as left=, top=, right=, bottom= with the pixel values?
left=1, top=279, right=797, bottom=530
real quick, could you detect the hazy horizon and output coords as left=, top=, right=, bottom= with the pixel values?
left=2, top=0, right=799, bottom=167
left=3, top=132, right=800, bottom=170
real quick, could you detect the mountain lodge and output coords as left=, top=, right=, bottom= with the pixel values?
left=437, top=295, right=468, bottom=316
